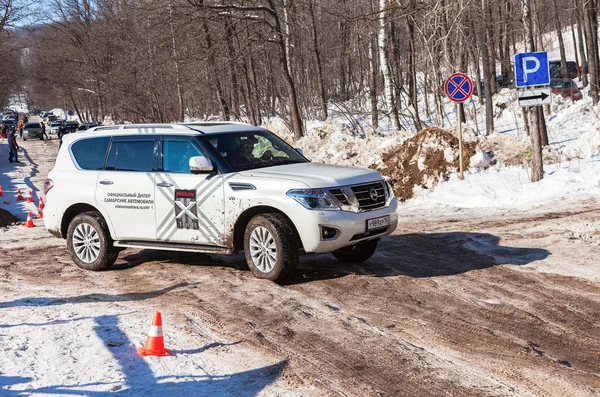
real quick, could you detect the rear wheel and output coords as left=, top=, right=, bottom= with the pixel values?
left=332, top=239, right=378, bottom=263
left=244, top=213, right=298, bottom=282
left=66, top=211, right=119, bottom=271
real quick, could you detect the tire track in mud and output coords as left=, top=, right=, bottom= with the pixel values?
left=2, top=204, right=600, bottom=396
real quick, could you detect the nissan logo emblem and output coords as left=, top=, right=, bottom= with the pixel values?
left=369, top=188, right=379, bottom=201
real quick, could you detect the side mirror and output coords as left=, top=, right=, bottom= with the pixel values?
left=189, top=156, right=214, bottom=174
left=295, top=147, right=304, bottom=155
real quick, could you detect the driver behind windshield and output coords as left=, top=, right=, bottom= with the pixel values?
left=229, top=135, right=257, bottom=168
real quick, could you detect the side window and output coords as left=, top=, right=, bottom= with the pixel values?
left=105, top=139, right=156, bottom=172
left=162, top=139, right=202, bottom=173
left=71, top=137, right=110, bottom=170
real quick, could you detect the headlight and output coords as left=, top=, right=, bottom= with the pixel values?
left=287, top=189, right=339, bottom=210
left=382, top=177, right=395, bottom=200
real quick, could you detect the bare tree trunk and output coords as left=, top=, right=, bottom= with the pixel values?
left=571, top=19, right=580, bottom=81
left=202, top=20, right=230, bottom=120
left=406, top=7, right=422, bottom=131
left=574, top=2, right=588, bottom=86
left=522, top=0, right=544, bottom=182
left=378, top=0, right=400, bottom=130
left=582, top=0, right=599, bottom=103
left=482, top=0, right=496, bottom=95
left=266, top=0, right=303, bottom=139
left=169, top=3, right=184, bottom=121
left=224, top=19, right=240, bottom=119
left=552, top=0, right=569, bottom=78
left=476, top=8, right=493, bottom=135
left=368, top=32, right=379, bottom=130
left=308, top=0, right=327, bottom=120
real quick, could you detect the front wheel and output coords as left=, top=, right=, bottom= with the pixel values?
left=332, top=239, right=378, bottom=263
left=66, top=211, right=119, bottom=271
left=244, top=213, right=298, bottom=282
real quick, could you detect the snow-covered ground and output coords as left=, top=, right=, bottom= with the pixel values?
left=1, top=36, right=599, bottom=393
left=0, top=138, right=315, bottom=396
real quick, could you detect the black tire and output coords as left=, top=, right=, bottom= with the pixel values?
left=332, top=239, right=378, bottom=263
left=23, top=137, right=27, bottom=141
left=244, top=213, right=298, bottom=282
left=66, top=211, right=119, bottom=271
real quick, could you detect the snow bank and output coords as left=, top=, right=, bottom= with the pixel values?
left=410, top=158, right=600, bottom=210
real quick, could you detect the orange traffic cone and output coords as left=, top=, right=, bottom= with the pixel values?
left=16, top=189, right=24, bottom=201
left=0, top=185, right=3, bottom=197
left=39, top=197, right=45, bottom=210
left=37, top=204, right=43, bottom=219
left=138, top=312, right=171, bottom=357
left=23, top=211, right=35, bottom=228
left=27, top=190, right=35, bottom=203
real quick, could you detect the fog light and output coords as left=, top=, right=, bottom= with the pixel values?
left=321, top=226, right=340, bottom=241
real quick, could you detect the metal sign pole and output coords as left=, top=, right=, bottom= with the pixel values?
left=457, top=102, right=464, bottom=180
left=444, top=72, right=472, bottom=182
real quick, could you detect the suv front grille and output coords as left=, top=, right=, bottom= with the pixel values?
left=328, top=188, right=349, bottom=205
left=351, top=182, right=386, bottom=210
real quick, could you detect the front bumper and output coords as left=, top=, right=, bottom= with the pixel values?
left=291, top=199, right=398, bottom=253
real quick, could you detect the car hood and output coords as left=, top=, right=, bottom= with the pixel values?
left=238, top=162, right=383, bottom=188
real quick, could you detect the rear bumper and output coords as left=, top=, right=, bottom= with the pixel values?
left=24, top=131, right=42, bottom=139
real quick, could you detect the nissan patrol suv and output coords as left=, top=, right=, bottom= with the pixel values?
left=44, top=123, right=398, bottom=281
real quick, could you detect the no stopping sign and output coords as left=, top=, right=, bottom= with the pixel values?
left=444, top=73, right=473, bottom=103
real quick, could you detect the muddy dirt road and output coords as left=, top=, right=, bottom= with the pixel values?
left=2, top=139, right=600, bottom=396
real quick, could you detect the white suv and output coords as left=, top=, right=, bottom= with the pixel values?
left=44, top=123, right=398, bottom=281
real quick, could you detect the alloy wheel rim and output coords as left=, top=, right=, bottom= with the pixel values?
left=249, top=226, right=277, bottom=273
left=73, top=223, right=101, bottom=263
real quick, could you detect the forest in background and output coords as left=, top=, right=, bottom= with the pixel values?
left=0, top=0, right=598, bottom=142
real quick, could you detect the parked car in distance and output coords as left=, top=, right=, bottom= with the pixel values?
left=50, top=121, right=62, bottom=134
left=549, top=78, right=583, bottom=101
left=496, top=74, right=514, bottom=89
left=2, top=119, right=16, bottom=133
left=23, top=122, right=45, bottom=140
left=65, top=121, right=80, bottom=133
left=549, top=60, right=579, bottom=79
left=78, top=122, right=102, bottom=131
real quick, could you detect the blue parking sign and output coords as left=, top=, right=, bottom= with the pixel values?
left=514, top=51, right=550, bottom=88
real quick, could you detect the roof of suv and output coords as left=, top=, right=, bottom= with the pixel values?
left=84, top=121, right=265, bottom=137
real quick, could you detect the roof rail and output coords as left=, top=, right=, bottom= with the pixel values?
left=89, top=121, right=255, bottom=133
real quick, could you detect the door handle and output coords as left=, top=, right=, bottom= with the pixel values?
left=157, top=182, right=173, bottom=188
left=99, top=180, right=114, bottom=185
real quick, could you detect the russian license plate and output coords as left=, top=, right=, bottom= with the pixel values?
left=367, top=215, right=391, bottom=231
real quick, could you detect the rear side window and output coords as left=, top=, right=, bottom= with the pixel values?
left=105, top=139, right=156, bottom=172
left=71, top=137, right=110, bottom=170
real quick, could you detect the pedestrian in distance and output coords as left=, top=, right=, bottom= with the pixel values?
left=41, top=122, right=49, bottom=140
left=0, top=122, right=6, bottom=140
left=17, top=121, right=24, bottom=138
left=7, top=129, right=20, bottom=163
left=58, top=121, right=67, bottom=147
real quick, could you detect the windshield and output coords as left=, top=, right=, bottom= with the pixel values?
left=200, top=130, right=308, bottom=172
left=550, top=80, right=566, bottom=88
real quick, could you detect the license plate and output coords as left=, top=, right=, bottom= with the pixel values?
left=367, top=215, right=391, bottom=230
